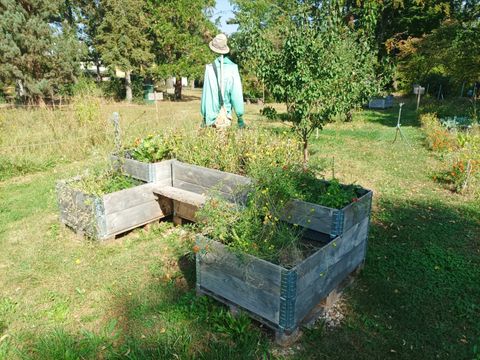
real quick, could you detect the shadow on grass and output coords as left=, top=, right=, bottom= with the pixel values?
left=296, top=198, right=480, bottom=360
left=167, top=94, right=201, bottom=102
left=18, top=252, right=270, bottom=359
left=13, top=198, right=480, bottom=360
left=359, top=100, right=420, bottom=128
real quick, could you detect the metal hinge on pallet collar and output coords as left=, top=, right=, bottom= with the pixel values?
left=279, top=270, right=297, bottom=331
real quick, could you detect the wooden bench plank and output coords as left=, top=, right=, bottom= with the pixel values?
left=152, top=185, right=206, bottom=207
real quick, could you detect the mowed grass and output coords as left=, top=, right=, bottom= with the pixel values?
left=0, top=96, right=479, bottom=359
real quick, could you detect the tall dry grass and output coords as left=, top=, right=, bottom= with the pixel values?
left=0, top=91, right=203, bottom=180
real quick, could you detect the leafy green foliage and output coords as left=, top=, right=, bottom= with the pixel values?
left=197, top=162, right=362, bottom=266
left=126, top=127, right=302, bottom=175
left=97, top=0, right=153, bottom=101
left=259, top=106, right=278, bottom=120
left=127, top=134, right=176, bottom=163
left=248, top=163, right=363, bottom=208
left=72, top=170, right=143, bottom=196
left=420, top=112, right=480, bottom=194
left=147, top=0, right=216, bottom=99
left=197, top=182, right=307, bottom=268
left=236, top=5, right=380, bottom=165
left=395, top=20, right=480, bottom=94
left=0, top=0, right=85, bottom=102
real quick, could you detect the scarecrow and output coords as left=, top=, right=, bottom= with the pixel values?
left=201, top=33, right=245, bottom=128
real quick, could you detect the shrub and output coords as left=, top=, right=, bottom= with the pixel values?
left=125, top=127, right=302, bottom=176
left=259, top=106, right=277, bottom=120
left=72, top=78, right=101, bottom=125
left=422, top=113, right=480, bottom=193
left=420, top=113, right=457, bottom=151
left=126, top=133, right=176, bottom=163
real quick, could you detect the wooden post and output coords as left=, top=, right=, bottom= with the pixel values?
left=437, top=84, right=442, bottom=100
left=111, top=112, right=121, bottom=154
left=460, top=81, right=465, bottom=97
left=416, top=89, right=421, bottom=111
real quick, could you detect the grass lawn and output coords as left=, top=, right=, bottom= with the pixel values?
left=0, top=94, right=479, bottom=359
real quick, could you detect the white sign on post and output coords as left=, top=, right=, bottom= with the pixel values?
left=413, top=85, right=425, bottom=95
left=413, top=85, right=425, bottom=110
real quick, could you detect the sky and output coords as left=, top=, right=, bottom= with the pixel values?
left=213, top=0, right=238, bottom=35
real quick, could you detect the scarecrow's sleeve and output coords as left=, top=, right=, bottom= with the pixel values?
left=231, top=65, right=244, bottom=118
left=200, top=66, right=209, bottom=120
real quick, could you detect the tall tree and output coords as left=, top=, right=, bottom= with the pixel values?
left=0, top=0, right=85, bottom=102
left=147, top=0, right=217, bottom=100
left=76, top=0, right=105, bottom=82
left=396, top=19, right=480, bottom=93
left=97, top=0, right=153, bottom=102
left=235, top=1, right=381, bottom=166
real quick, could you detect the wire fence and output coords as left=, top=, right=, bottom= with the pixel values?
left=0, top=110, right=198, bottom=153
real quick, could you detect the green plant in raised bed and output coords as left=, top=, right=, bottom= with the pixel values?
left=71, top=170, right=143, bottom=196
left=197, top=163, right=364, bottom=267
left=248, top=162, right=362, bottom=209
left=197, top=182, right=306, bottom=268
left=127, top=133, right=177, bottom=163
left=126, top=127, right=302, bottom=175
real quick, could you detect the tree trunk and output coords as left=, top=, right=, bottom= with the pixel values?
left=174, top=77, right=182, bottom=100
left=125, top=70, right=132, bottom=102
left=302, top=139, right=309, bottom=170
left=96, top=61, right=102, bottom=83
left=16, top=79, right=25, bottom=99
left=345, top=110, right=353, bottom=122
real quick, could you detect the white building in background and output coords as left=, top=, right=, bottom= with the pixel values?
left=80, top=63, right=192, bottom=87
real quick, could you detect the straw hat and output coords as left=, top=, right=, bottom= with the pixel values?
left=209, top=33, right=230, bottom=54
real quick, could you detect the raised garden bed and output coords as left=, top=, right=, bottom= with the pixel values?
left=195, top=175, right=372, bottom=343
left=368, top=95, right=394, bottom=109
left=196, top=214, right=370, bottom=342
left=56, top=177, right=172, bottom=241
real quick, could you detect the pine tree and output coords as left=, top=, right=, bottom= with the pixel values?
left=97, top=0, right=153, bottom=102
left=147, top=0, right=217, bottom=100
left=0, top=0, right=85, bottom=102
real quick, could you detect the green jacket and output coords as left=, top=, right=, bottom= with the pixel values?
left=201, top=56, right=244, bottom=126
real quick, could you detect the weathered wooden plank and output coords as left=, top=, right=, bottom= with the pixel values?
left=111, top=155, right=151, bottom=182
left=153, top=186, right=206, bottom=206
left=173, top=179, right=243, bottom=202
left=111, top=156, right=173, bottom=183
left=280, top=200, right=334, bottom=234
left=293, top=242, right=366, bottom=324
left=152, top=160, right=173, bottom=183
left=197, top=237, right=283, bottom=291
left=294, top=217, right=369, bottom=293
left=171, top=179, right=208, bottom=195
left=197, top=238, right=283, bottom=323
left=197, top=286, right=281, bottom=331
left=199, top=268, right=281, bottom=324
left=174, top=201, right=199, bottom=222
left=103, top=183, right=161, bottom=215
left=105, top=199, right=168, bottom=234
left=172, top=161, right=251, bottom=195
left=342, top=191, right=372, bottom=232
